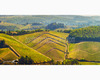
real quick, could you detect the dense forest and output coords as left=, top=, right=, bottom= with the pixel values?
left=68, top=26, right=100, bottom=42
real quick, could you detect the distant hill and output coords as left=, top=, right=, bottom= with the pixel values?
left=1, top=15, right=100, bottom=29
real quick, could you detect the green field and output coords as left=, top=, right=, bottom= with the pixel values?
left=0, top=33, right=50, bottom=62
left=14, top=31, right=68, bottom=61
left=68, top=42, right=100, bottom=61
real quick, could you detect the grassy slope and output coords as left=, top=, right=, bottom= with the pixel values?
left=0, top=33, right=50, bottom=62
left=0, top=48, right=17, bottom=61
left=68, top=42, right=100, bottom=61
left=14, top=31, right=68, bottom=61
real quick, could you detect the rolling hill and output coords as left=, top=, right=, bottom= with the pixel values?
left=0, top=33, right=50, bottom=62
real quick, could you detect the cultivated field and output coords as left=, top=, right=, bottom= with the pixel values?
left=14, top=31, right=68, bottom=61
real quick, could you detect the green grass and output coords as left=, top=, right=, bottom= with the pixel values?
left=0, top=33, right=50, bottom=62
left=68, top=42, right=100, bottom=61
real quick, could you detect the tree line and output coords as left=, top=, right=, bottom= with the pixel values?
left=0, top=29, right=50, bottom=35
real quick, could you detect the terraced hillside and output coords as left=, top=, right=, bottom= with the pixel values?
left=68, top=42, right=100, bottom=61
left=14, top=31, right=69, bottom=61
left=0, top=33, right=50, bottom=62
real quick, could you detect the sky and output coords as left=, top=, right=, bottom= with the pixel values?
left=0, top=0, right=100, bottom=15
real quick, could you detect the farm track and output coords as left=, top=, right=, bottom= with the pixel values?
left=26, top=33, right=65, bottom=44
